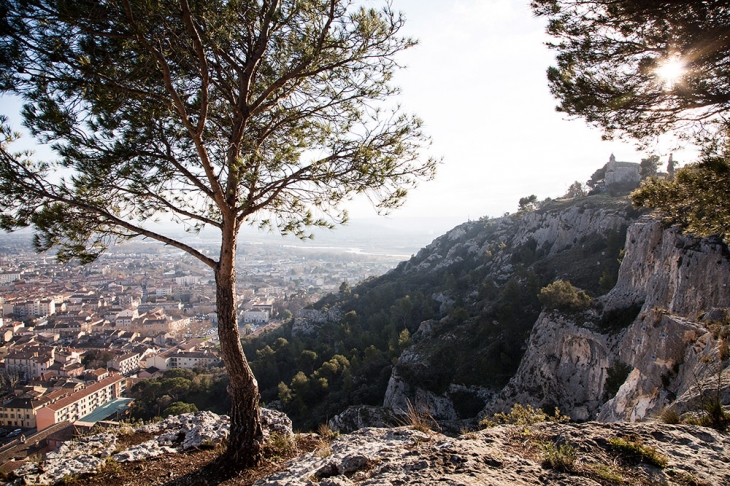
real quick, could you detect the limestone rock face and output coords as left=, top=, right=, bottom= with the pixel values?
left=604, top=218, right=730, bottom=316
left=401, top=204, right=633, bottom=282
left=255, top=423, right=730, bottom=486
left=383, top=348, right=494, bottom=422
left=481, top=312, right=616, bottom=421
left=483, top=217, right=730, bottom=423
left=595, top=219, right=730, bottom=421
left=292, top=307, right=343, bottom=337
left=513, top=205, right=630, bottom=258
left=599, top=310, right=729, bottom=422
left=328, top=405, right=397, bottom=433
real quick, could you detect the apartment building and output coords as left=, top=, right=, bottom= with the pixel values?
left=35, top=374, right=126, bottom=431
left=174, top=275, right=201, bottom=286
left=2, top=299, right=56, bottom=318
left=115, top=309, right=138, bottom=328
left=107, top=352, right=141, bottom=376
left=242, top=310, right=269, bottom=324
left=168, top=351, right=220, bottom=369
left=0, top=272, right=21, bottom=284
left=0, top=389, right=68, bottom=429
left=4, top=346, right=56, bottom=379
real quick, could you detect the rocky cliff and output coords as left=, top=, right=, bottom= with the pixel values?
left=603, top=218, right=730, bottom=316
left=250, top=191, right=728, bottom=431
left=480, top=217, right=730, bottom=423
left=381, top=196, right=638, bottom=422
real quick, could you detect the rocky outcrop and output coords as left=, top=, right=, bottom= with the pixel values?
left=604, top=218, right=730, bottom=316
left=513, top=205, right=631, bottom=258
left=11, top=433, right=119, bottom=485
left=9, top=409, right=291, bottom=485
left=383, top=353, right=494, bottom=423
left=328, top=405, right=398, bottom=433
left=481, top=311, right=618, bottom=421
left=482, top=218, right=730, bottom=423
left=256, top=422, right=730, bottom=486
left=595, top=219, right=730, bottom=421
left=293, top=307, right=343, bottom=337
left=600, top=308, right=730, bottom=422
left=11, top=413, right=730, bottom=485
left=401, top=203, right=634, bottom=282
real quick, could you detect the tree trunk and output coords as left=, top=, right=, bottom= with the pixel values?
left=215, top=230, right=263, bottom=467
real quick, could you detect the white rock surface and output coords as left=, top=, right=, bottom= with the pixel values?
left=481, top=218, right=730, bottom=423
left=604, top=218, right=730, bottom=316
left=255, top=423, right=730, bottom=486
left=10, top=409, right=291, bottom=485
left=11, top=433, right=118, bottom=485
left=481, top=312, right=616, bottom=421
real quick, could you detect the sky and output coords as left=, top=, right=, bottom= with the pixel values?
left=0, top=0, right=700, bottom=238
left=339, top=0, right=698, bottom=225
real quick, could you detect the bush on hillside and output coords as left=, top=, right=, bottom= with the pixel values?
left=538, top=280, right=591, bottom=312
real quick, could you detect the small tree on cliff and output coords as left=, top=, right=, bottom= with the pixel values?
left=0, top=0, right=436, bottom=466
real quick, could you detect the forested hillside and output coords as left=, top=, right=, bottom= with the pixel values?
left=243, top=193, right=640, bottom=430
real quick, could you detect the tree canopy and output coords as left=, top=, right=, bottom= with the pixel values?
left=0, top=0, right=435, bottom=466
left=532, top=0, right=730, bottom=142
left=533, top=0, right=730, bottom=240
left=631, top=147, right=730, bottom=241
left=0, top=0, right=435, bottom=260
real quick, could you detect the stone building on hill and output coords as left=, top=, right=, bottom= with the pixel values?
left=605, top=154, right=640, bottom=190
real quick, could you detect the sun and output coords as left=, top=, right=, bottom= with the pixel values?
left=655, top=56, right=685, bottom=88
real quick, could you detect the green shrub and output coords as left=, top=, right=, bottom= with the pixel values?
left=480, top=403, right=569, bottom=428
left=539, top=442, right=576, bottom=471
left=609, top=436, right=668, bottom=468
left=538, top=280, right=591, bottom=312
left=162, top=401, right=198, bottom=417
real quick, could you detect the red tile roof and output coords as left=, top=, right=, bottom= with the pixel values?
left=43, top=374, right=124, bottom=412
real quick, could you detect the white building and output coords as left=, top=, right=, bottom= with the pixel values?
left=155, top=287, right=174, bottom=297
left=115, top=309, right=138, bottom=327
left=107, top=352, right=141, bottom=376
left=242, top=310, right=269, bottom=324
left=0, top=272, right=21, bottom=284
left=174, top=275, right=201, bottom=286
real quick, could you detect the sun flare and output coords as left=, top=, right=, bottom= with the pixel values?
left=655, top=56, right=685, bottom=88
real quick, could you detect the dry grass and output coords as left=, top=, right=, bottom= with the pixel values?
left=397, top=399, right=440, bottom=433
